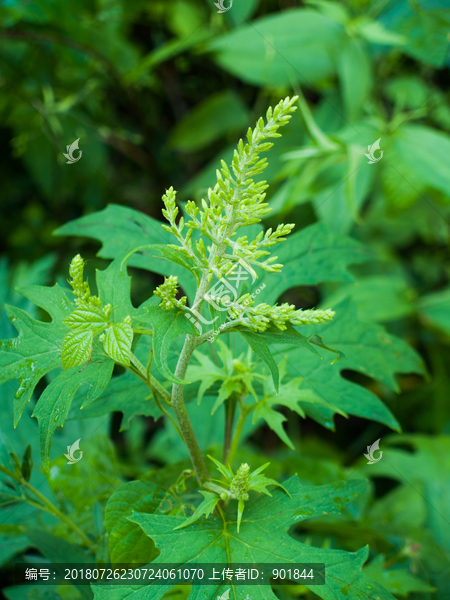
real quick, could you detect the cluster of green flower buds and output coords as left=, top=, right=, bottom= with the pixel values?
left=157, top=96, right=336, bottom=336
left=154, top=275, right=187, bottom=310
left=68, top=254, right=102, bottom=309
left=229, top=463, right=251, bottom=501
left=206, top=456, right=290, bottom=532
left=160, top=97, right=300, bottom=281
left=219, top=292, right=335, bottom=332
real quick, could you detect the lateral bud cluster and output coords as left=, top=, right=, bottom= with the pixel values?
left=218, top=293, right=335, bottom=333
left=154, top=275, right=187, bottom=310
left=68, top=254, right=105, bottom=312
left=229, top=463, right=251, bottom=501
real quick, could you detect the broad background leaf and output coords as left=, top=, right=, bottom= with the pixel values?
left=92, top=477, right=395, bottom=600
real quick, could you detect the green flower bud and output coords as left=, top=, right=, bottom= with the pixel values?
left=230, top=463, right=251, bottom=500
left=69, top=254, right=85, bottom=284
left=154, top=276, right=187, bottom=311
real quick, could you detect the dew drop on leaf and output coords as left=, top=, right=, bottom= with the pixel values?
left=293, top=508, right=313, bottom=520
left=5, top=338, right=20, bottom=350
left=14, top=378, right=28, bottom=399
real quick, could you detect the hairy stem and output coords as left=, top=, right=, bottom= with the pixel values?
left=150, top=388, right=183, bottom=440
left=172, top=334, right=210, bottom=484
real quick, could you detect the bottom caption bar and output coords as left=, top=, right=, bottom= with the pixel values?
left=15, top=563, right=325, bottom=585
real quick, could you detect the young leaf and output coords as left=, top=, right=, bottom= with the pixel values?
left=95, top=250, right=137, bottom=322
left=102, top=323, right=133, bottom=366
left=62, top=306, right=109, bottom=334
left=253, top=360, right=346, bottom=448
left=62, top=330, right=94, bottom=370
left=186, top=343, right=260, bottom=413
left=239, top=324, right=323, bottom=391
left=173, top=491, right=219, bottom=530
left=248, top=467, right=290, bottom=497
left=186, top=352, right=227, bottom=405
left=208, top=454, right=233, bottom=481
left=139, top=305, right=197, bottom=384
left=236, top=498, right=245, bottom=533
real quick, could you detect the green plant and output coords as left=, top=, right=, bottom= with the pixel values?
left=0, top=98, right=431, bottom=600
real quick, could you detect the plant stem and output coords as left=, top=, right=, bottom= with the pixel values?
left=226, top=403, right=256, bottom=467
left=128, top=357, right=172, bottom=405
left=172, top=331, right=211, bottom=485
left=127, top=356, right=183, bottom=440
left=0, top=466, right=93, bottom=548
left=146, top=347, right=153, bottom=383
left=23, top=487, right=92, bottom=547
left=170, top=153, right=249, bottom=484
left=223, top=394, right=237, bottom=464
left=150, top=389, right=183, bottom=440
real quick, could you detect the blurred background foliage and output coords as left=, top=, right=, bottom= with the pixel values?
left=1, top=0, right=450, bottom=598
